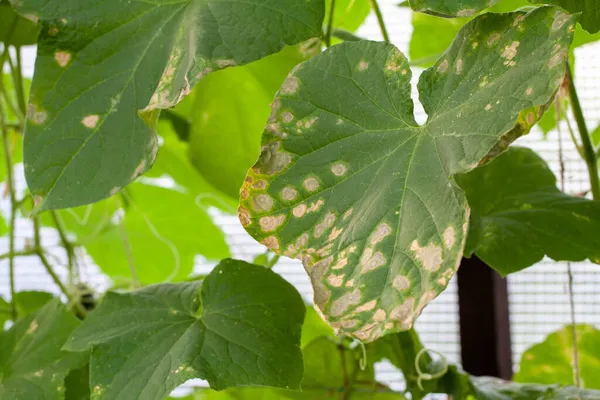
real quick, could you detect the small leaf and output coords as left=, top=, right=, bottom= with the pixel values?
left=325, top=0, right=371, bottom=35
left=591, top=123, right=600, bottom=147
left=301, top=306, right=335, bottom=348
left=240, top=8, right=575, bottom=341
left=456, top=147, right=600, bottom=275
left=14, top=290, right=55, bottom=316
left=13, top=0, right=325, bottom=211
left=0, top=3, right=39, bottom=46
left=63, top=259, right=305, bottom=398
left=409, top=0, right=499, bottom=17
left=515, top=324, right=600, bottom=388
left=0, top=300, right=87, bottom=400
left=189, top=43, right=320, bottom=199
left=529, top=0, right=600, bottom=33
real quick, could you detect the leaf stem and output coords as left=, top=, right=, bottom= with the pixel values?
left=369, top=0, right=390, bottom=42
left=325, top=0, right=336, bottom=47
left=50, top=211, right=76, bottom=285
left=0, top=47, right=24, bottom=125
left=0, top=97, right=18, bottom=320
left=565, top=63, right=600, bottom=199
left=116, top=199, right=140, bottom=288
left=0, top=249, right=37, bottom=260
left=13, top=47, right=27, bottom=115
left=557, top=96, right=581, bottom=389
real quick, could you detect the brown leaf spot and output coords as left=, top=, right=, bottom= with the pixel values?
left=81, top=115, right=99, bottom=129
left=252, top=180, right=268, bottom=190
left=437, top=59, right=448, bottom=73
left=238, top=206, right=251, bottom=226
left=55, top=51, right=71, bottom=67
left=358, top=60, right=369, bottom=71
left=327, top=274, right=345, bottom=287
left=26, top=319, right=38, bottom=334
left=259, top=215, right=285, bottom=232
left=392, top=275, right=410, bottom=291
left=443, top=226, right=455, bottom=249
left=373, top=309, right=386, bottom=322
left=355, top=299, right=377, bottom=313
left=281, top=186, right=298, bottom=201
left=371, top=223, right=391, bottom=245
left=501, top=41, right=520, bottom=61
left=390, top=297, right=415, bottom=322
left=280, top=75, right=299, bottom=95
left=303, top=177, right=320, bottom=192
left=252, top=194, right=274, bottom=212
left=410, top=240, right=442, bottom=272
left=331, top=162, right=347, bottom=176
left=261, top=236, right=280, bottom=250
left=292, top=203, right=307, bottom=218
left=330, top=289, right=361, bottom=317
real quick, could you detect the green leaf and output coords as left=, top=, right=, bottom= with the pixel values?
left=515, top=324, right=600, bottom=388
left=14, top=291, right=55, bottom=316
left=63, top=259, right=305, bottom=398
left=301, top=306, right=334, bottom=348
left=0, top=3, right=39, bottom=46
left=240, top=8, right=575, bottom=341
left=0, top=296, right=10, bottom=329
left=64, top=364, right=90, bottom=400
left=409, top=0, right=500, bottom=17
left=13, top=0, right=325, bottom=211
left=189, top=43, right=320, bottom=200
left=456, top=147, right=600, bottom=275
left=0, top=300, right=87, bottom=400
left=591, top=124, right=600, bottom=147
left=50, top=181, right=229, bottom=284
left=529, top=0, right=600, bottom=33
left=471, top=376, right=600, bottom=399
left=325, top=0, right=371, bottom=34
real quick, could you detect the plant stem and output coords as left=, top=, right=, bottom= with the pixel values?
left=0, top=99, right=18, bottom=320
left=556, top=97, right=581, bottom=389
left=325, top=0, right=336, bottom=47
left=265, top=254, right=280, bottom=269
left=50, top=211, right=75, bottom=285
left=0, top=46, right=24, bottom=125
left=13, top=47, right=27, bottom=115
left=0, top=249, right=37, bottom=260
left=115, top=198, right=139, bottom=287
left=565, top=63, right=600, bottom=199
left=369, top=0, right=390, bottom=42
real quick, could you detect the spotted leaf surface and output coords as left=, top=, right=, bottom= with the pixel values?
left=63, top=259, right=305, bottom=399
left=0, top=300, right=86, bottom=400
left=457, top=147, right=600, bottom=275
left=239, top=7, right=575, bottom=342
left=529, top=0, right=600, bottom=33
left=11, top=0, right=324, bottom=211
left=409, top=0, right=499, bottom=17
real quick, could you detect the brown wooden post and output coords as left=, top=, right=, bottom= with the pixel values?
left=457, top=255, right=513, bottom=379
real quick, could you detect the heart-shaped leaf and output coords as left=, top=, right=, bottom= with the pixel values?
left=11, top=0, right=324, bottom=211
left=0, top=300, right=87, bottom=400
left=457, top=147, right=600, bottom=275
left=63, top=259, right=305, bottom=399
left=239, top=7, right=575, bottom=341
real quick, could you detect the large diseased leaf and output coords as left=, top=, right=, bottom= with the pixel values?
left=63, top=259, right=305, bottom=399
left=0, top=300, right=87, bottom=400
left=409, top=0, right=499, bottom=17
left=12, top=0, right=325, bottom=211
left=529, top=0, right=600, bottom=33
left=515, top=324, right=600, bottom=388
left=457, top=147, right=600, bottom=275
left=239, top=7, right=575, bottom=342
